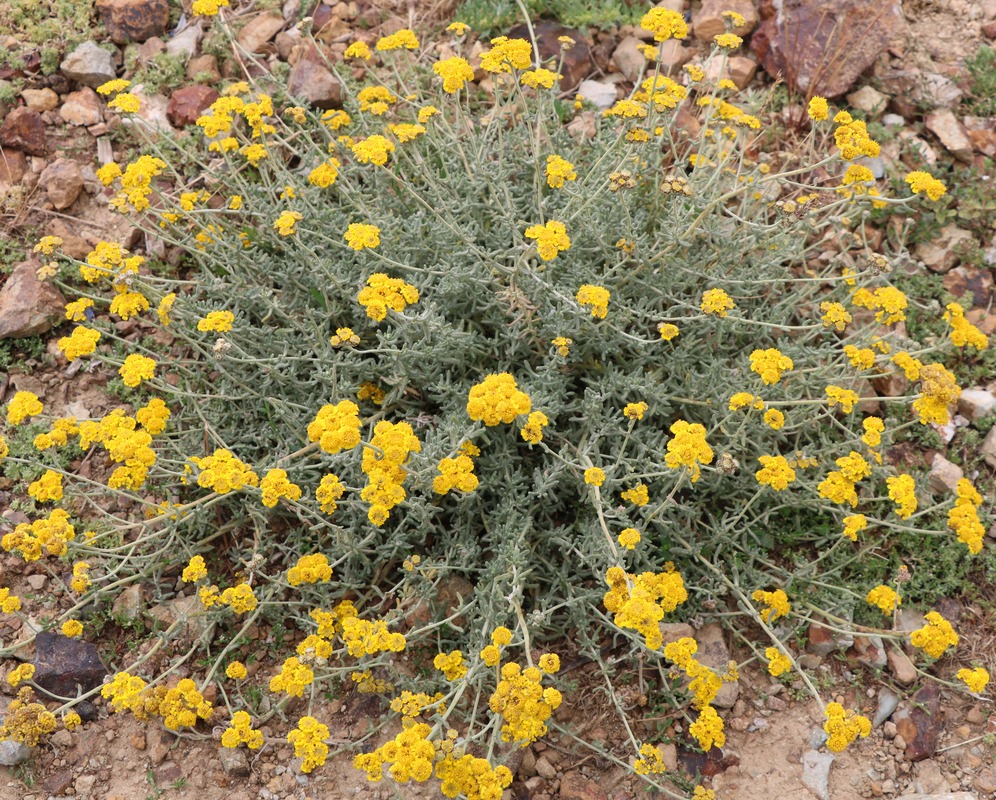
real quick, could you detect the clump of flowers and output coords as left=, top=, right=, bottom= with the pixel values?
left=604, top=566, right=688, bottom=650
left=911, top=611, right=959, bottom=659
left=823, top=702, right=871, bottom=751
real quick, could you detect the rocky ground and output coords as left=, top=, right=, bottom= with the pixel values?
left=1, top=0, right=996, bottom=798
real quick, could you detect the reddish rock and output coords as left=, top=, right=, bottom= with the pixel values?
left=508, top=21, right=591, bottom=92
left=0, top=107, right=47, bottom=156
left=236, top=11, right=285, bottom=53
left=287, top=48, right=343, bottom=110
left=167, top=85, right=220, bottom=127
left=751, top=0, right=902, bottom=97
left=0, top=260, right=67, bottom=339
left=60, top=87, right=105, bottom=126
left=943, top=265, right=993, bottom=308
left=40, top=159, right=85, bottom=210
left=893, top=683, right=942, bottom=761
left=21, top=88, right=59, bottom=112
left=915, top=224, right=974, bottom=273
left=925, top=108, right=973, bottom=163
left=96, top=0, right=170, bottom=43
left=0, top=149, right=28, bottom=184
left=658, top=39, right=694, bottom=75
left=558, top=772, right=608, bottom=800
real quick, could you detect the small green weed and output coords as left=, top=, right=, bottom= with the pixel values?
left=965, top=45, right=996, bottom=117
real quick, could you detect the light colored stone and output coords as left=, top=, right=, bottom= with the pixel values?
left=915, top=224, right=974, bottom=273
left=237, top=11, right=285, bottom=53
left=705, top=55, right=757, bottom=89
left=124, top=87, right=175, bottom=133
left=40, top=159, right=85, bottom=210
left=0, top=260, right=67, bottom=339
left=21, top=88, right=59, bottom=112
left=802, top=749, right=834, bottom=800
left=693, top=0, right=758, bottom=40
left=928, top=453, right=963, bottom=495
left=60, top=41, right=116, bottom=88
left=981, top=426, right=996, bottom=469
left=218, top=746, right=250, bottom=777
left=895, top=793, right=977, bottom=800
left=899, top=130, right=938, bottom=166
left=577, top=79, right=617, bottom=110
left=60, top=87, right=105, bottom=126
left=112, top=584, right=144, bottom=623
left=911, top=72, right=963, bottom=109
left=887, top=647, right=918, bottom=686
left=612, top=36, right=648, bottom=82
left=847, top=85, right=888, bottom=115
left=0, top=738, right=31, bottom=766
left=958, top=389, right=996, bottom=422
left=926, top=109, right=974, bottom=163
left=26, top=574, right=47, bottom=590
left=166, top=22, right=203, bottom=58
left=694, top=623, right=738, bottom=708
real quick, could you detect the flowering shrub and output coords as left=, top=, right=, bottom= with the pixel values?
left=0, top=9, right=991, bottom=799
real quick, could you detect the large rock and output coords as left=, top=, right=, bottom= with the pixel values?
left=0, top=107, right=47, bottom=156
left=751, top=0, right=902, bottom=97
left=0, top=149, right=27, bottom=184
left=236, top=11, right=285, bottom=53
left=59, top=87, right=105, bottom=126
left=928, top=453, right=963, bottom=495
left=981, top=426, right=996, bottom=469
left=96, top=0, right=170, bottom=43
left=693, top=623, right=739, bottom=708
left=287, top=49, right=343, bottom=110
left=693, top=0, right=759, bottom=40
left=925, top=109, right=974, bottom=163
left=60, top=41, right=117, bottom=88
left=0, top=260, right=67, bottom=339
left=32, top=632, right=107, bottom=698
left=21, top=88, right=59, bottom=112
left=893, top=683, right=942, bottom=762
left=612, top=35, right=649, bottom=82
left=915, top=224, right=974, bottom=274
left=0, top=738, right=31, bottom=766
left=167, top=84, right=220, bottom=126
left=40, top=159, right=85, bottom=210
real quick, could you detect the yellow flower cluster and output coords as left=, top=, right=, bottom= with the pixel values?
left=433, top=650, right=468, bottom=680
left=700, top=287, right=735, bottom=317
left=0, top=688, right=57, bottom=746
left=820, top=301, right=851, bottom=331
left=352, top=135, right=396, bottom=166
left=943, top=302, right=988, bottom=350
left=157, top=679, right=213, bottom=730
left=621, top=483, right=649, bottom=505
left=34, top=417, right=80, bottom=451
left=866, top=584, right=900, bottom=615
left=948, top=478, right=985, bottom=554
left=729, top=392, right=764, bottom=411
left=219, top=583, right=258, bottom=613
left=634, top=75, right=687, bottom=111
left=316, top=473, right=346, bottom=513
left=845, top=345, right=875, bottom=369
left=618, top=527, right=641, bottom=549
left=956, top=667, right=990, bottom=693
left=71, top=561, right=91, bottom=593
left=545, top=155, right=576, bottom=188
left=520, top=411, right=549, bottom=444
left=197, top=310, right=234, bottom=332
left=269, top=657, right=315, bottom=697
left=752, top=588, right=790, bottom=623
left=79, top=241, right=143, bottom=283
left=62, top=619, right=83, bottom=638
left=808, top=96, right=829, bottom=121
left=181, top=555, right=208, bottom=583
left=842, top=513, right=867, bottom=541
left=308, top=401, right=362, bottom=454
left=289, top=716, right=331, bottom=773
left=489, top=658, right=562, bottom=746
left=851, top=286, right=907, bottom=326
left=689, top=704, right=726, bottom=751
left=136, top=398, right=170, bottom=434
left=910, top=610, right=958, bottom=658
left=0, top=587, right=21, bottom=613
left=7, top=664, right=35, bottom=687
left=28, top=470, right=63, bottom=503
left=640, top=7, right=688, bottom=41
left=755, top=455, right=796, bottom=491
left=357, top=273, right=419, bottom=321
left=119, top=353, right=156, bottom=388
left=884, top=472, right=916, bottom=519
left=905, top=170, right=947, bottom=201
left=633, top=743, right=668, bottom=775
left=583, top=467, right=605, bottom=486
left=361, top=420, right=422, bottom=525
left=664, top=637, right=726, bottom=715
left=664, top=419, right=713, bottom=483
left=437, top=753, right=514, bottom=800
left=259, top=468, right=302, bottom=508
left=355, top=720, right=435, bottom=782
left=817, top=451, right=872, bottom=508
left=604, top=565, right=688, bottom=649
left=221, top=710, right=264, bottom=749
left=434, top=56, right=475, bottom=93
left=521, top=68, right=561, bottom=89
left=833, top=111, right=880, bottom=160
left=750, top=348, right=793, bottom=385
left=823, top=702, right=871, bottom=751
left=575, top=284, right=610, bottom=318
left=58, top=326, right=101, bottom=360
left=3, top=509, right=75, bottom=561
left=108, top=155, right=167, bottom=212
left=467, top=373, right=531, bottom=425
left=274, top=210, right=302, bottom=236
left=287, top=553, right=333, bottom=586
left=480, top=36, right=532, bottom=73
left=825, top=385, right=860, bottom=413
left=308, top=158, right=340, bottom=188
left=525, top=220, right=570, bottom=261
left=344, top=223, right=381, bottom=250
left=764, top=646, right=792, bottom=677
left=190, top=449, right=258, bottom=494
left=434, top=444, right=480, bottom=495
left=376, top=28, right=419, bottom=51
left=912, top=362, right=961, bottom=425
left=6, top=391, right=43, bottom=426
left=341, top=615, right=407, bottom=657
